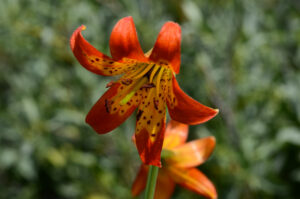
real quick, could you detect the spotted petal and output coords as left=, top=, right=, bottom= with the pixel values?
left=86, top=82, right=140, bottom=134
left=167, top=167, right=217, bottom=199
left=109, top=16, right=146, bottom=62
left=168, top=77, right=219, bottom=125
left=70, top=25, right=133, bottom=76
left=135, top=87, right=167, bottom=166
left=166, top=136, right=216, bottom=168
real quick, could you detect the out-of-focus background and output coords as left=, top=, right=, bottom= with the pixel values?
left=0, top=0, right=300, bottom=198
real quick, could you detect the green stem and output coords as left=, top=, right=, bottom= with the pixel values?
left=144, top=165, right=159, bottom=199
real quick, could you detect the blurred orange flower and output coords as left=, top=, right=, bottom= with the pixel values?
left=70, top=16, right=218, bottom=167
left=132, top=120, right=217, bottom=199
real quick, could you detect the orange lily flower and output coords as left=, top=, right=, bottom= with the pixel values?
left=70, top=16, right=218, bottom=166
left=132, top=120, right=217, bottom=199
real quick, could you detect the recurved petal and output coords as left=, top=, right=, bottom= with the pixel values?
left=163, top=120, right=189, bottom=150
left=131, top=165, right=148, bottom=197
left=109, top=16, right=146, bottom=61
left=154, top=169, right=175, bottom=199
left=166, top=136, right=216, bottom=168
left=168, top=77, right=218, bottom=125
left=167, top=167, right=217, bottom=199
left=86, top=83, right=137, bottom=134
left=149, top=22, right=181, bottom=74
left=70, top=25, right=120, bottom=76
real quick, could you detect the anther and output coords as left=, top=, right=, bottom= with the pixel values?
left=121, top=78, right=133, bottom=85
left=153, top=98, right=159, bottom=110
left=105, top=99, right=113, bottom=113
left=141, top=83, right=156, bottom=89
left=136, top=110, right=143, bottom=121
left=106, top=81, right=115, bottom=88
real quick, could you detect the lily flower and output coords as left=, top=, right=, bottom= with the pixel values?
left=70, top=16, right=218, bottom=166
left=132, top=120, right=217, bottom=199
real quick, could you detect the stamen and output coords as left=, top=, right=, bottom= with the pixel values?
left=125, top=63, right=145, bottom=79
left=121, top=78, right=133, bottom=85
left=105, top=99, right=113, bottom=113
left=141, top=83, right=156, bottom=89
left=149, top=64, right=161, bottom=83
left=132, top=63, right=155, bottom=80
left=136, top=110, right=143, bottom=121
left=156, top=68, right=165, bottom=98
left=106, top=81, right=115, bottom=88
left=153, top=97, right=159, bottom=110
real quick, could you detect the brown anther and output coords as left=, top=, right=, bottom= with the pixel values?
left=106, top=81, right=115, bottom=88
left=136, top=110, right=143, bottom=121
left=153, top=98, right=159, bottom=110
left=121, top=78, right=133, bottom=85
left=105, top=99, right=113, bottom=113
left=141, top=83, right=156, bottom=89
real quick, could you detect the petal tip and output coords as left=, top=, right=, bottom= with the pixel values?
left=207, top=136, right=216, bottom=143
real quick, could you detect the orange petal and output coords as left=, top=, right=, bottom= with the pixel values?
left=168, top=77, right=218, bottom=125
left=86, top=83, right=139, bottom=134
left=109, top=16, right=146, bottom=62
left=135, top=87, right=167, bottom=167
left=131, top=165, right=148, bottom=197
left=167, top=167, right=217, bottom=199
left=163, top=120, right=189, bottom=150
left=154, top=169, right=175, bottom=199
left=149, top=22, right=181, bottom=74
left=166, top=136, right=216, bottom=168
left=70, top=25, right=131, bottom=76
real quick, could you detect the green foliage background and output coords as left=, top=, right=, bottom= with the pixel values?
left=0, top=0, right=299, bottom=198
